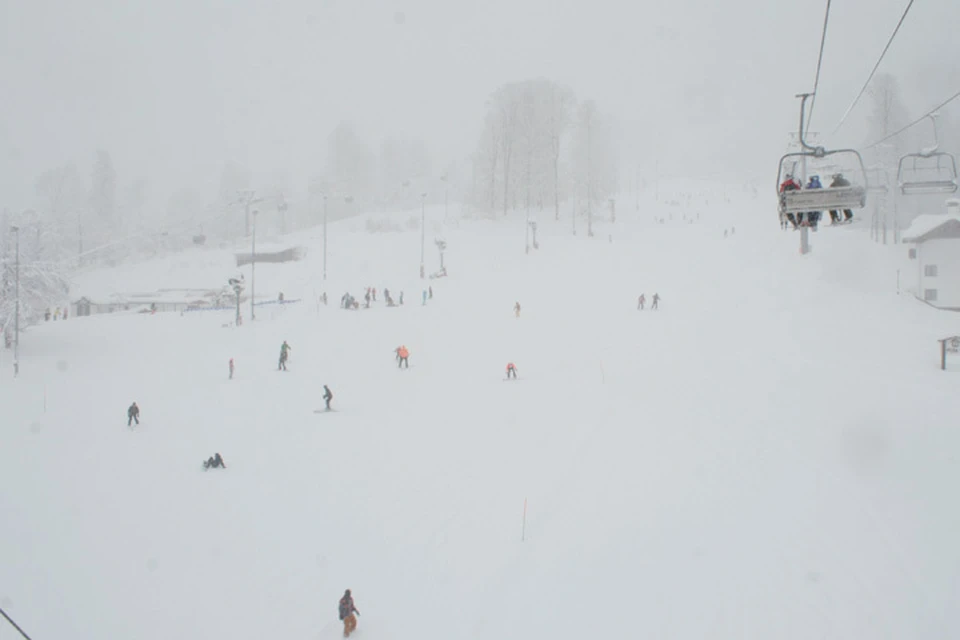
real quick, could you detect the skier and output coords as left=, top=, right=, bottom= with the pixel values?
left=229, top=358, right=235, bottom=379
left=399, top=291, right=404, bottom=305
left=339, top=589, right=360, bottom=638
left=652, top=293, right=660, bottom=310
left=127, top=402, right=140, bottom=426
left=397, top=345, right=409, bottom=369
left=422, top=290, right=427, bottom=306
left=514, top=301, right=521, bottom=318
left=372, top=287, right=377, bottom=302
left=203, top=453, right=226, bottom=469
left=323, top=384, right=333, bottom=411
left=779, top=173, right=802, bottom=229
left=804, top=175, right=823, bottom=230
left=829, top=173, right=854, bottom=222
left=428, top=286, right=433, bottom=299
left=637, top=294, right=645, bottom=310
left=506, top=362, right=518, bottom=379
left=364, top=289, right=371, bottom=308
left=279, top=341, right=292, bottom=371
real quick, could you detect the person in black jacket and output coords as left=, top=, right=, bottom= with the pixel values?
left=339, top=589, right=360, bottom=637
left=203, top=453, right=226, bottom=469
left=829, top=173, right=854, bottom=222
left=323, top=385, right=333, bottom=411
left=127, top=402, right=140, bottom=426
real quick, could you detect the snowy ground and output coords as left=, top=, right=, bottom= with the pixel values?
left=3, top=188, right=960, bottom=639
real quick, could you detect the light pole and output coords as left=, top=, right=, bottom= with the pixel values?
left=420, top=193, right=427, bottom=279
left=322, top=194, right=328, bottom=281
left=250, top=209, right=258, bottom=321
left=10, top=225, right=19, bottom=376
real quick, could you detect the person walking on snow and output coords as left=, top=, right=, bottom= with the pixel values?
left=127, top=402, right=140, bottom=426
left=506, top=362, right=518, bottom=379
left=339, top=589, right=360, bottom=638
left=514, top=301, right=521, bottom=318
left=652, top=293, right=660, bottom=310
left=638, top=294, right=645, bottom=310
left=229, top=358, right=235, bottom=380
left=397, top=345, right=409, bottom=369
left=422, top=290, right=428, bottom=305
left=323, top=384, right=333, bottom=411
left=279, top=341, right=292, bottom=371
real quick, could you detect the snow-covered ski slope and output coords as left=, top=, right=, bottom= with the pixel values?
left=4, top=188, right=960, bottom=639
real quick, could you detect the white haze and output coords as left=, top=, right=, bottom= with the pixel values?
left=2, top=0, right=960, bottom=211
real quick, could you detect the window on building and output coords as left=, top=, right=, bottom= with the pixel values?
left=925, top=264, right=939, bottom=277
left=925, top=289, right=938, bottom=302
left=908, top=248, right=917, bottom=259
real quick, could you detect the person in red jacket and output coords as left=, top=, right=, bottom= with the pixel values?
left=339, top=589, right=360, bottom=637
left=779, top=174, right=802, bottom=229
left=506, top=362, right=518, bottom=379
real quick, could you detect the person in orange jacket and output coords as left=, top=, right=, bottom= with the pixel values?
left=397, top=345, right=409, bottom=369
left=506, top=362, right=518, bottom=379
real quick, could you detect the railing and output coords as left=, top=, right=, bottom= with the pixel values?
left=0, top=606, right=33, bottom=639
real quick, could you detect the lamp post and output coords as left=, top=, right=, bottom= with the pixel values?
left=322, top=194, right=328, bottom=281
left=250, top=209, right=258, bottom=321
left=10, top=225, right=19, bottom=376
left=420, top=193, right=427, bottom=279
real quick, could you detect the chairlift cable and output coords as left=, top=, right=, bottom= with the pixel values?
left=865, top=89, right=960, bottom=150
left=831, top=0, right=916, bottom=136
left=805, top=0, right=833, bottom=132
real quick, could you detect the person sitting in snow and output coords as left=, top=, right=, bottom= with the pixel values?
left=203, top=453, right=226, bottom=469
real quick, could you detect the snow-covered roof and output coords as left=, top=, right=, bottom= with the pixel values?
left=902, top=214, right=960, bottom=243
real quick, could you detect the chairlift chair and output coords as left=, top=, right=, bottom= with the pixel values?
left=776, top=93, right=868, bottom=216
left=865, top=166, right=890, bottom=194
left=897, top=113, right=959, bottom=195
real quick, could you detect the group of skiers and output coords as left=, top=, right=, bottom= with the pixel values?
left=637, top=293, right=661, bottom=311
left=779, top=172, right=854, bottom=230
left=342, top=286, right=420, bottom=309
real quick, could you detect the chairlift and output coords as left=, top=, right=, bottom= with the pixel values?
left=776, top=94, right=868, bottom=215
left=897, top=114, right=958, bottom=195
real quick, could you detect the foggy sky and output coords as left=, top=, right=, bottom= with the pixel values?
left=2, top=0, right=959, bottom=211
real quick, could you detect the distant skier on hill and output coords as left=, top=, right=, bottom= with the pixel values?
left=514, top=301, right=521, bottom=318
left=279, top=341, right=292, bottom=371
left=339, top=589, right=360, bottom=638
left=229, top=358, right=235, bottom=380
left=652, top=293, right=660, bottom=310
left=637, top=294, right=645, bottom=310
left=323, top=385, right=333, bottom=411
left=203, top=453, right=226, bottom=469
left=397, top=345, right=409, bottom=369
left=127, top=402, right=140, bottom=426
left=506, top=362, right=518, bottom=379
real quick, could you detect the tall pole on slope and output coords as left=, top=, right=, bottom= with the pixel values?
left=420, top=193, right=426, bottom=279
left=250, top=209, right=258, bottom=321
left=11, top=225, right=19, bottom=377
left=322, top=194, right=328, bottom=281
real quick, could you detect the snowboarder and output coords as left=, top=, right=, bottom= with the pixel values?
left=127, top=402, right=140, bottom=426
left=203, top=453, right=226, bottom=469
left=229, top=358, right=235, bottom=379
left=506, top=362, right=518, bottom=379
left=637, top=294, right=645, bottom=310
left=279, top=341, right=292, bottom=371
left=339, top=589, right=360, bottom=638
left=397, top=345, right=409, bottom=369
left=514, top=301, right=521, bottom=318
left=652, top=293, right=660, bottom=310
left=323, top=384, right=333, bottom=411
